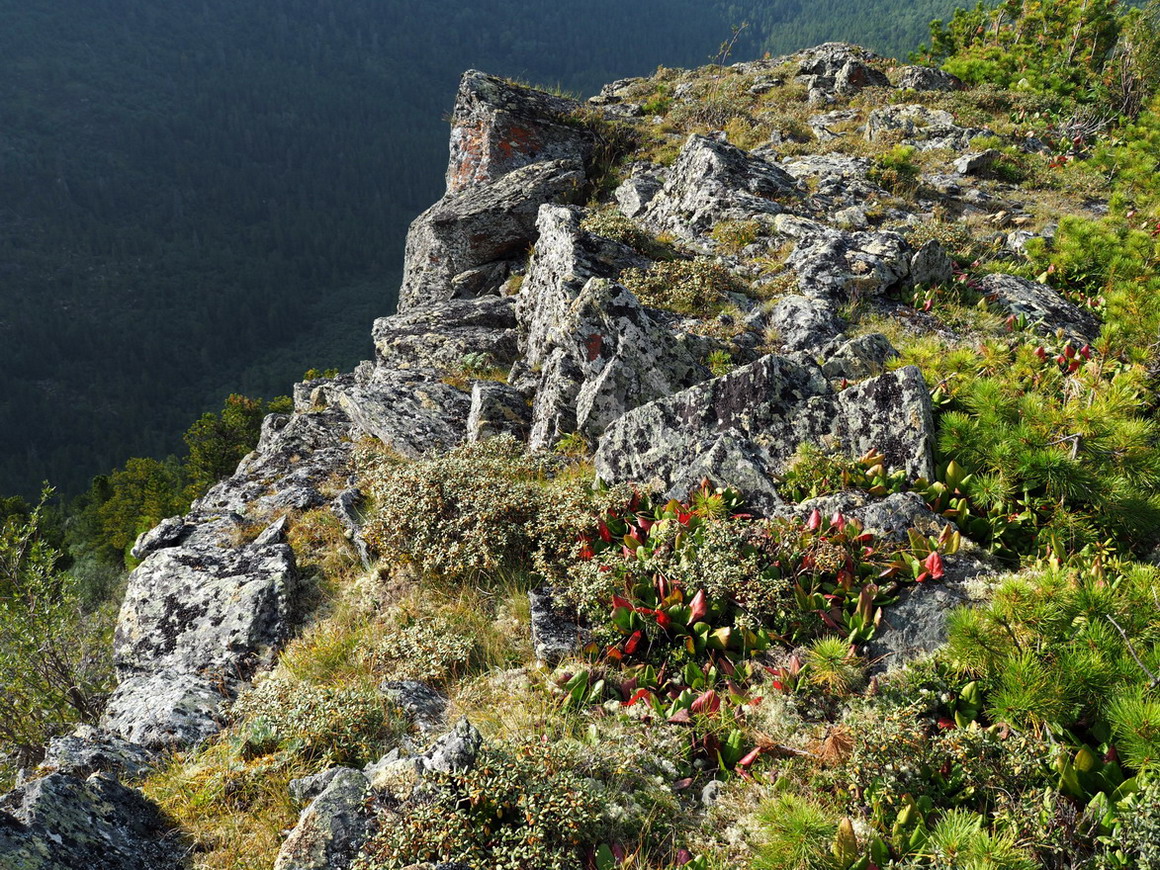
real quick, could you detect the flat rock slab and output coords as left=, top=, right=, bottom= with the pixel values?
left=0, top=773, right=186, bottom=869
left=101, top=670, right=229, bottom=750
left=978, top=273, right=1100, bottom=344
left=373, top=297, right=519, bottom=372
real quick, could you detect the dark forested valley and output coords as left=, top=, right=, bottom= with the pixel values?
left=0, top=0, right=958, bottom=498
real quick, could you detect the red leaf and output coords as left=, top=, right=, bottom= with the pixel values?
left=655, top=610, right=672, bottom=630
left=624, top=630, right=643, bottom=655
left=807, top=508, right=822, bottom=531
left=915, top=571, right=930, bottom=584
left=688, top=588, right=709, bottom=624
left=771, top=680, right=786, bottom=691
left=736, top=747, right=762, bottom=768
left=612, top=595, right=633, bottom=611
left=597, top=519, right=613, bottom=543
left=673, top=777, right=694, bottom=790
left=626, top=688, right=653, bottom=707
left=691, top=690, right=721, bottom=715
left=675, top=848, right=694, bottom=865
left=937, top=717, right=957, bottom=730
left=923, top=550, right=945, bottom=580
left=668, top=708, right=693, bottom=725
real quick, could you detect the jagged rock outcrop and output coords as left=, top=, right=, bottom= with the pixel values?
left=0, top=773, right=185, bottom=869
left=39, top=727, right=153, bottom=782
left=775, top=215, right=914, bottom=301
left=466, top=380, right=533, bottom=442
left=641, top=134, right=802, bottom=240
left=594, top=353, right=934, bottom=512
left=865, top=104, right=986, bottom=151
left=894, top=65, right=963, bottom=92
left=274, top=768, right=370, bottom=870
left=790, top=43, right=890, bottom=104
left=446, top=70, right=594, bottom=195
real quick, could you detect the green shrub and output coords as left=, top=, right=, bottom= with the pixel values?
left=232, top=676, right=403, bottom=767
left=710, top=219, right=762, bottom=254
left=355, top=741, right=602, bottom=870
left=620, top=259, right=748, bottom=316
left=869, top=144, right=921, bottom=197
left=581, top=208, right=678, bottom=260
left=360, top=436, right=625, bottom=585
left=0, top=498, right=113, bottom=782
left=750, top=793, right=838, bottom=870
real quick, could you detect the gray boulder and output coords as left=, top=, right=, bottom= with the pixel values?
left=420, top=718, right=483, bottom=775
left=274, top=768, right=369, bottom=870
left=380, top=682, right=449, bottom=736
left=767, top=295, right=844, bottom=354
left=446, top=70, right=593, bottom=195
left=822, top=332, right=898, bottom=382
left=39, top=727, right=153, bottom=782
left=325, top=366, right=473, bottom=459
left=954, top=149, right=1001, bottom=175
left=113, top=536, right=297, bottom=678
left=865, top=104, right=985, bottom=151
left=372, top=297, right=519, bottom=372
left=614, top=170, right=663, bottom=218
left=129, top=516, right=192, bottom=561
left=594, top=353, right=934, bottom=511
left=101, top=670, right=228, bottom=750
left=467, top=381, right=533, bottom=442
left=775, top=215, right=913, bottom=301
left=910, top=239, right=954, bottom=288
left=641, top=134, right=801, bottom=241
left=978, top=273, right=1100, bottom=344
left=0, top=772, right=185, bottom=869
left=792, top=43, right=890, bottom=98
left=398, top=159, right=584, bottom=313
left=894, top=66, right=963, bottom=92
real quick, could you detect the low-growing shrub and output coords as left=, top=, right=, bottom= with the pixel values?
left=354, top=741, right=603, bottom=870
left=359, top=436, right=626, bottom=585
left=620, top=259, right=749, bottom=316
left=581, top=208, right=678, bottom=260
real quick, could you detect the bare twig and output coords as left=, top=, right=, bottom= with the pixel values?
left=1107, top=614, right=1160, bottom=689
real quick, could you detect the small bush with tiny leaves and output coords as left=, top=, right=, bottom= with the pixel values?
left=620, top=259, right=748, bottom=316
left=231, top=677, right=404, bottom=767
left=353, top=741, right=602, bottom=870
left=359, top=435, right=628, bottom=585
left=581, top=208, right=678, bottom=260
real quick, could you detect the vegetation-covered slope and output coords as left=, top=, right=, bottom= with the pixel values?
left=3, top=1, right=1160, bottom=868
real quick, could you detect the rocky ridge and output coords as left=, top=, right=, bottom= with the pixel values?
left=0, top=43, right=1107, bottom=868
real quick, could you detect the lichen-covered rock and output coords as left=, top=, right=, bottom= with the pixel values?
left=894, top=65, right=963, bottom=92
left=910, top=239, right=954, bottom=288
left=39, top=727, right=153, bottom=782
left=516, top=205, right=651, bottom=373
left=0, top=773, right=185, bottom=869
left=274, top=768, right=369, bottom=870
left=954, top=149, right=1001, bottom=175
left=101, top=670, right=228, bottom=750
left=446, top=70, right=594, bottom=195
left=792, top=43, right=889, bottom=99
left=466, top=380, right=532, bottom=442
left=767, top=295, right=844, bottom=354
left=529, top=587, right=586, bottom=664
left=420, top=718, right=482, bottom=775
left=776, top=215, right=913, bottom=301
left=326, top=366, right=472, bottom=459
left=614, top=170, right=662, bottom=218
left=865, top=104, right=984, bottom=151
left=641, top=134, right=801, bottom=240
left=834, top=365, right=935, bottom=480
left=594, top=354, right=934, bottom=509
left=372, top=297, right=519, bottom=372
left=978, top=272, right=1100, bottom=344
left=113, top=536, right=297, bottom=677
left=664, top=431, right=785, bottom=514
left=399, top=159, right=584, bottom=313
left=129, top=516, right=192, bottom=561
left=554, top=277, right=708, bottom=440
left=822, top=332, right=898, bottom=382
left=864, top=581, right=972, bottom=671
left=380, top=682, right=449, bottom=736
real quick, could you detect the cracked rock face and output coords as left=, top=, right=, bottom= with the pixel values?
left=776, top=215, right=914, bottom=301
left=594, top=353, right=934, bottom=513
left=399, top=159, right=585, bottom=313
left=865, top=103, right=985, bottom=151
